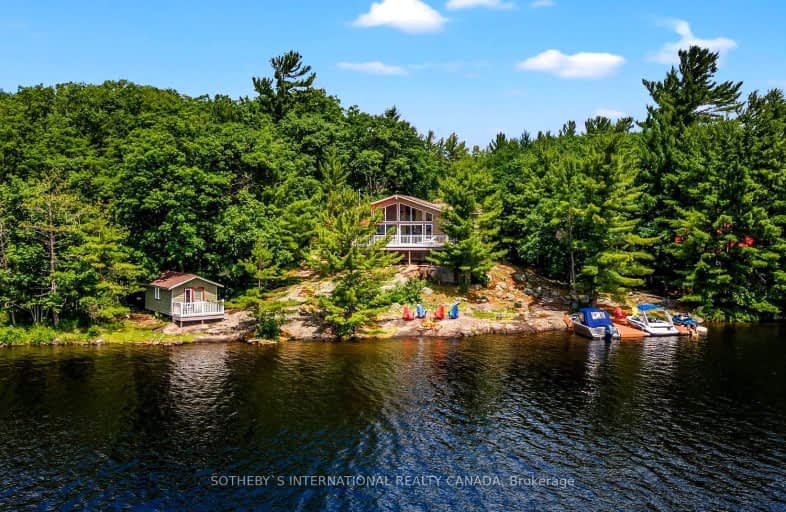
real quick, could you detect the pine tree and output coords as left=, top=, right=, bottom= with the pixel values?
left=639, top=46, right=744, bottom=291
left=670, top=120, right=784, bottom=320
left=429, top=158, right=504, bottom=292
left=575, top=118, right=656, bottom=301
left=308, top=150, right=400, bottom=339
left=252, top=51, right=316, bottom=121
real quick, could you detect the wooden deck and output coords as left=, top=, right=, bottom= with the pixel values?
left=613, top=321, right=647, bottom=339
left=613, top=321, right=694, bottom=338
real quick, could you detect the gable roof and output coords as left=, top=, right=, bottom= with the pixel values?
left=149, top=271, right=224, bottom=290
left=370, top=194, right=443, bottom=212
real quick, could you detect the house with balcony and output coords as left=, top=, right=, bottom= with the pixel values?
left=370, top=194, right=448, bottom=264
left=145, top=271, right=225, bottom=325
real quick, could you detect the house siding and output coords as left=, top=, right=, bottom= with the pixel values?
left=145, top=287, right=173, bottom=315
left=171, top=278, right=219, bottom=305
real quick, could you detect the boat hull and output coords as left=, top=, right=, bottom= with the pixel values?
left=626, top=317, right=680, bottom=336
left=572, top=317, right=620, bottom=339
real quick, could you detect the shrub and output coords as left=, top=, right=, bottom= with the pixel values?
left=381, top=278, right=425, bottom=305
left=256, top=309, right=284, bottom=339
left=26, top=326, right=57, bottom=345
left=0, top=327, right=24, bottom=346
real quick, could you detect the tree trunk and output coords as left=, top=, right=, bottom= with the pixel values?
left=47, top=200, right=59, bottom=327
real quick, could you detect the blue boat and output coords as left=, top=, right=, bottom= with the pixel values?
left=570, top=308, right=620, bottom=340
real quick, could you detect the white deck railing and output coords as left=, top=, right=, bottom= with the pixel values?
left=371, top=234, right=449, bottom=248
left=172, top=300, right=225, bottom=319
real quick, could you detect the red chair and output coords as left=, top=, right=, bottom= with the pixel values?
left=402, top=306, right=414, bottom=321
left=434, top=304, right=445, bottom=320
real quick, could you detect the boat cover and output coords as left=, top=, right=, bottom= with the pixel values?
left=580, top=308, right=613, bottom=328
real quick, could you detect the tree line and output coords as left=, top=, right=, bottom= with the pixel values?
left=0, top=47, right=784, bottom=330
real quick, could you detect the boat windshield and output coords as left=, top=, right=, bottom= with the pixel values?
left=645, top=309, right=670, bottom=322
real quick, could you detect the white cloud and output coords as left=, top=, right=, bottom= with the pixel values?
left=594, top=108, right=626, bottom=119
left=766, top=80, right=786, bottom=89
left=446, top=0, right=514, bottom=10
left=337, top=61, right=409, bottom=75
left=530, top=0, right=554, bottom=7
left=650, top=19, right=737, bottom=65
left=516, top=49, right=625, bottom=78
left=354, top=0, right=447, bottom=33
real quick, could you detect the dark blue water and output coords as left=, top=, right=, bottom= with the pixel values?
left=1, top=326, right=785, bottom=511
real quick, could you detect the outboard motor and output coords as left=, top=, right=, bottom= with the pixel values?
left=604, top=325, right=613, bottom=343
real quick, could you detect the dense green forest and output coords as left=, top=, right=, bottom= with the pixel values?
left=1, top=46, right=785, bottom=331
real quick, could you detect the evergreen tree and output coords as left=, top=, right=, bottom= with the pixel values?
left=575, top=118, right=656, bottom=301
left=429, top=158, right=504, bottom=292
left=639, top=46, right=743, bottom=290
left=253, top=51, right=316, bottom=121
left=308, top=150, right=400, bottom=339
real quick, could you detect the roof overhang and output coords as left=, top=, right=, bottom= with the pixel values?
left=370, top=194, right=443, bottom=212
left=150, top=275, right=224, bottom=290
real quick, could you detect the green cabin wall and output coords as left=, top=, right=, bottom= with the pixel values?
left=144, top=287, right=172, bottom=315
left=170, top=279, right=219, bottom=304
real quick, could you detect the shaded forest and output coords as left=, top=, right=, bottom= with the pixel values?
left=1, top=47, right=785, bottom=328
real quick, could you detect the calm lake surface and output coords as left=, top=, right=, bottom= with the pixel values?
left=1, top=326, right=785, bottom=511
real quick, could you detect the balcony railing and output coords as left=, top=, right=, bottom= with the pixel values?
left=371, top=234, right=449, bottom=248
left=172, top=300, right=225, bottom=320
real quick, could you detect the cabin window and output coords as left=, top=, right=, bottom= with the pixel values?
left=413, top=208, right=423, bottom=221
left=385, top=205, right=397, bottom=222
left=377, top=224, right=386, bottom=235
left=426, top=212, right=433, bottom=221
left=154, top=287, right=160, bottom=300
left=425, top=224, right=433, bottom=236
left=195, top=287, right=205, bottom=302
left=399, top=205, right=411, bottom=221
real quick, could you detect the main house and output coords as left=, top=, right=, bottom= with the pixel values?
left=145, top=271, right=225, bottom=324
left=370, top=195, right=448, bottom=264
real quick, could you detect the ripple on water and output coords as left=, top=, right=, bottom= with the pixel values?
left=0, top=330, right=785, bottom=510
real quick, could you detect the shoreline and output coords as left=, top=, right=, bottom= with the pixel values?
left=0, top=265, right=710, bottom=347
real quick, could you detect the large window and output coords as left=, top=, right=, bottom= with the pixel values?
left=154, top=287, right=160, bottom=300
left=385, top=204, right=397, bottom=222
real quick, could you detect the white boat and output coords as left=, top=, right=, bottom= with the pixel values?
left=626, top=304, right=680, bottom=336
left=570, top=308, right=621, bottom=340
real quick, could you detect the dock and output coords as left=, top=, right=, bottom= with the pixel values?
left=613, top=321, right=647, bottom=339
left=613, top=321, right=695, bottom=339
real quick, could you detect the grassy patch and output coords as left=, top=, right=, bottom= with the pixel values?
left=0, top=319, right=192, bottom=346
left=470, top=309, right=516, bottom=321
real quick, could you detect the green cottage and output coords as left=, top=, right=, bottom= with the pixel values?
left=145, top=271, right=225, bottom=324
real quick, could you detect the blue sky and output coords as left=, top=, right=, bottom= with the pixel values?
left=2, top=0, right=785, bottom=146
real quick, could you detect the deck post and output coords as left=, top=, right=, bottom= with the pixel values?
left=408, top=250, right=411, bottom=265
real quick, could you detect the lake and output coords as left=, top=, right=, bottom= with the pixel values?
left=1, top=326, right=785, bottom=510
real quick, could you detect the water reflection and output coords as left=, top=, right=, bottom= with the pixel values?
left=0, top=328, right=785, bottom=510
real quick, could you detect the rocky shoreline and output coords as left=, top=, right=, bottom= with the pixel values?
left=13, top=264, right=676, bottom=346
left=158, top=264, right=579, bottom=343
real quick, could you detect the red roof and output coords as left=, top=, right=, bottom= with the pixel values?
left=149, top=271, right=223, bottom=290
